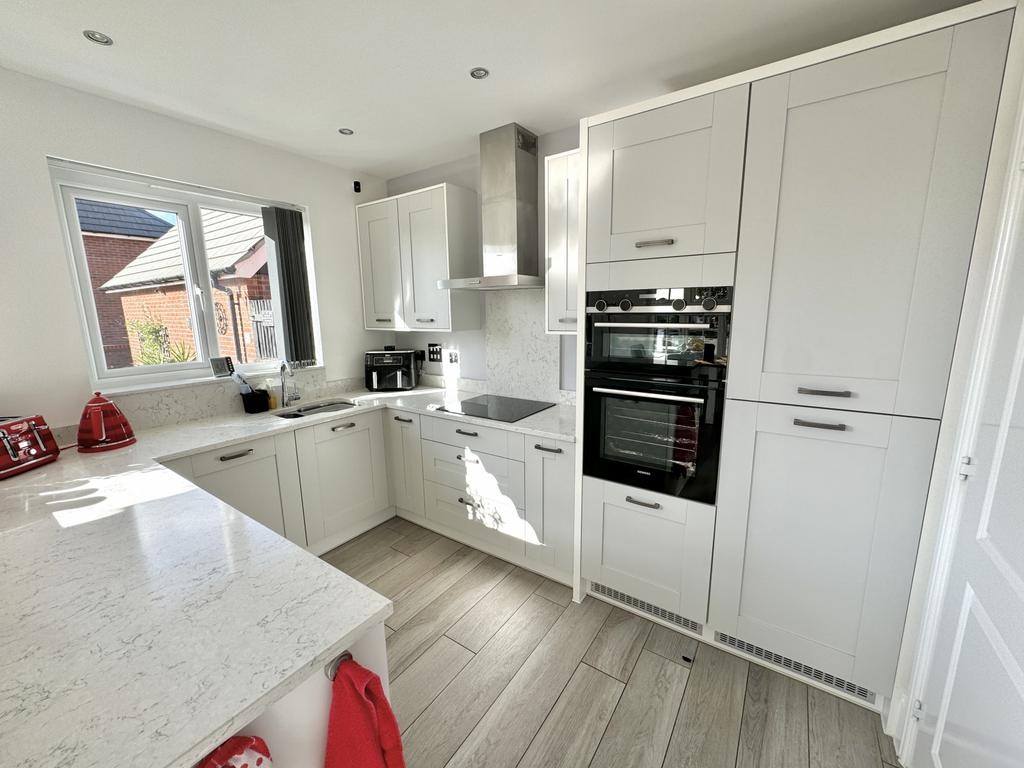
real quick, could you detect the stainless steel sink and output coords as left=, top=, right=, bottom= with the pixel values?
left=274, top=399, right=356, bottom=418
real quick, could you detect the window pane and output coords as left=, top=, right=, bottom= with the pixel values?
left=199, top=208, right=278, bottom=364
left=75, top=198, right=202, bottom=369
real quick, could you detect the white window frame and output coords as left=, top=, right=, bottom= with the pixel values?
left=50, top=159, right=310, bottom=389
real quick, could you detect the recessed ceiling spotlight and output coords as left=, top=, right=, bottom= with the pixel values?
left=337, top=128, right=354, bottom=135
left=469, top=67, right=490, bottom=80
left=83, top=30, right=114, bottom=46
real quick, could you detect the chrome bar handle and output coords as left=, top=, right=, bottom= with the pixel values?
left=374, top=318, right=391, bottom=323
left=558, top=317, right=577, bottom=324
left=534, top=444, right=564, bottom=454
left=331, top=422, right=357, bottom=432
left=456, top=454, right=479, bottom=464
left=416, top=318, right=436, bottom=323
left=219, top=448, right=254, bottom=462
left=625, top=495, right=662, bottom=510
left=634, top=238, right=675, bottom=248
left=793, top=418, right=847, bottom=432
left=393, top=416, right=413, bottom=423
left=797, top=386, right=853, bottom=398
left=455, top=429, right=479, bottom=437
left=593, top=387, right=704, bottom=405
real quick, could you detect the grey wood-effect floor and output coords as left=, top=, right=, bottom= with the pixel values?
left=323, top=518, right=902, bottom=768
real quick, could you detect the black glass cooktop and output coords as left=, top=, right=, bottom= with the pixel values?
left=438, top=394, right=556, bottom=423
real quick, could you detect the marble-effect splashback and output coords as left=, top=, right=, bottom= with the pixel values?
left=483, top=290, right=562, bottom=402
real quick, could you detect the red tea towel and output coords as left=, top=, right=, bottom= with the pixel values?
left=198, top=735, right=272, bottom=768
left=324, top=658, right=405, bottom=768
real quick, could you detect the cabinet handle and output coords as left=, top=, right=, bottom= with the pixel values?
left=534, top=444, right=563, bottom=454
left=455, top=429, right=479, bottom=437
left=634, top=238, right=675, bottom=248
left=375, top=318, right=391, bottom=323
left=219, top=448, right=254, bottom=462
left=416, top=318, right=436, bottom=323
left=393, top=416, right=413, bottom=423
left=557, top=317, right=577, bottom=324
left=456, top=454, right=479, bottom=464
left=797, top=386, right=852, bottom=398
left=458, top=496, right=476, bottom=506
left=793, top=418, right=847, bottom=432
left=625, top=495, right=661, bottom=510
left=331, top=422, right=358, bottom=432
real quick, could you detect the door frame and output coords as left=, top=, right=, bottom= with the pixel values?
left=897, top=11, right=1024, bottom=762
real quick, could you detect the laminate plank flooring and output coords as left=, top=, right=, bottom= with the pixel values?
left=322, top=520, right=898, bottom=768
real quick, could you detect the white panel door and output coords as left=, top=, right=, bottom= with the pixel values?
left=586, top=84, right=748, bottom=264
left=384, top=411, right=424, bottom=517
left=711, top=399, right=939, bottom=696
left=729, top=14, right=1011, bottom=418
left=523, top=439, right=575, bottom=581
left=398, top=186, right=452, bottom=330
left=296, top=412, right=389, bottom=551
left=356, top=198, right=403, bottom=330
left=910, top=129, right=1024, bottom=767
left=545, top=150, right=579, bottom=333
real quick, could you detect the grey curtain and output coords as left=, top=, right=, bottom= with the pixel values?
left=262, top=207, right=316, bottom=364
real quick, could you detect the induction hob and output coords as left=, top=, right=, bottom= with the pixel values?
left=437, top=394, right=556, bottom=423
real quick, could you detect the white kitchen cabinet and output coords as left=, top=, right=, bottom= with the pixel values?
left=523, top=439, right=575, bottom=583
left=728, top=13, right=1011, bottom=419
left=586, top=84, right=748, bottom=265
left=545, top=150, right=579, bottom=333
left=421, top=439, right=526, bottom=509
left=384, top=411, right=424, bottom=517
left=710, top=399, right=940, bottom=697
left=296, top=411, right=391, bottom=555
left=581, top=477, right=715, bottom=627
left=356, top=198, right=402, bottom=330
left=356, top=183, right=482, bottom=332
left=186, top=434, right=305, bottom=546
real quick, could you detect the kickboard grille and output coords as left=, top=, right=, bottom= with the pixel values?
left=590, top=582, right=704, bottom=634
left=716, top=632, right=876, bottom=703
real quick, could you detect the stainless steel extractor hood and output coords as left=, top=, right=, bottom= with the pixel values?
left=439, top=123, right=543, bottom=290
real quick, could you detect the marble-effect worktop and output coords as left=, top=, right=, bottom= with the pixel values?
left=0, top=387, right=575, bottom=768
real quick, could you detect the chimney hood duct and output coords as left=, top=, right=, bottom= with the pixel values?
left=438, top=123, right=543, bottom=290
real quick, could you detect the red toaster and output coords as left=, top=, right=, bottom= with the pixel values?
left=0, top=416, right=61, bottom=480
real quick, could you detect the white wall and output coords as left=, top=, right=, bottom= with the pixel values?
left=389, top=124, right=580, bottom=396
left=0, top=66, right=384, bottom=426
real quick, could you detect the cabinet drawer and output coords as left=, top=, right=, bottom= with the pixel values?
left=309, top=411, right=381, bottom=445
left=582, top=477, right=715, bottom=624
left=424, top=480, right=526, bottom=559
left=420, top=415, right=525, bottom=459
left=191, top=435, right=276, bottom=478
left=421, top=439, right=525, bottom=509
left=758, top=373, right=897, bottom=415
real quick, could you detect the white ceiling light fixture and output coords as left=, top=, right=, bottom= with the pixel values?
left=337, top=127, right=354, bottom=135
left=82, top=30, right=113, bottom=46
left=469, top=67, right=489, bottom=80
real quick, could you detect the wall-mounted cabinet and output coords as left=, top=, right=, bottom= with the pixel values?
left=586, top=84, right=748, bottom=267
left=727, top=14, right=1010, bottom=419
left=356, top=183, right=482, bottom=332
left=545, top=150, right=579, bottom=333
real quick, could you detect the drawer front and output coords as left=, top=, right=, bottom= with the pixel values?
left=420, top=414, right=524, bottom=459
left=191, top=435, right=276, bottom=477
left=421, top=439, right=526, bottom=509
left=424, top=480, right=526, bottom=559
left=758, top=372, right=898, bottom=416
left=310, top=411, right=381, bottom=445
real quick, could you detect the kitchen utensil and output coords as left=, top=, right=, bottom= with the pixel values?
left=77, top=392, right=136, bottom=453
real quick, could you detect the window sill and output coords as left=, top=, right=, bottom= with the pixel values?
left=99, top=365, right=323, bottom=397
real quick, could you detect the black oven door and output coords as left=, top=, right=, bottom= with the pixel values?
left=585, top=312, right=728, bottom=377
left=583, top=374, right=723, bottom=505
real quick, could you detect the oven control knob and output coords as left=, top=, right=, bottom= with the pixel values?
left=701, top=297, right=718, bottom=311
left=594, top=299, right=608, bottom=312
left=619, top=299, right=633, bottom=312
left=671, top=299, right=686, bottom=311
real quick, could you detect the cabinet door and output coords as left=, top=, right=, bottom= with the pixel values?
left=384, top=412, right=424, bottom=516
left=729, top=13, right=1011, bottom=418
left=582, top=477, right=715, bottom=625
left=586, top=84, right=748, bottom=264
left=524, top=439, right=575, bottom=581
left=545, top=150, right=579, bottom=333
left=710, top=400, right=939, bottom=696
left=296, top=411, right=389, bottom=552
left=398, top=186, right=451, bottom=330
left=356, top=198, right=403, bottom=330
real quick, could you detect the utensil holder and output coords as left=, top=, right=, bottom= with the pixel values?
left=241, top=389, right=271, bottom=414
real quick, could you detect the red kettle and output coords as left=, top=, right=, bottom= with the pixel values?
left=77, top=392, right=136, bottom=453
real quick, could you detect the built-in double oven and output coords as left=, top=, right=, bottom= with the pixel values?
left=583, top=286, right=732, bottom=505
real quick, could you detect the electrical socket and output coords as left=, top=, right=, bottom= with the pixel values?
left=427, top=343, right=442, bottom=363
left=447, top=350, right=459, bottom=364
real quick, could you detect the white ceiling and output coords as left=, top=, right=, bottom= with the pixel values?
left=0, top=0, right=970, bottom=180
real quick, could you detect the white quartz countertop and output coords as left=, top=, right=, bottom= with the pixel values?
left=0, top=386, right=575, bottom=768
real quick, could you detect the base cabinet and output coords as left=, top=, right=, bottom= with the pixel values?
left=296, top=411, right=390, bottom=555
left=523, top=439, right=575, bottom=582
left=185, top=434, right=305, bottom=546
left=710, top=399, right=939, bottom=696
left=384, top=412, right=424, bottom=516
left=582, top=477, right=715, bottom=626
